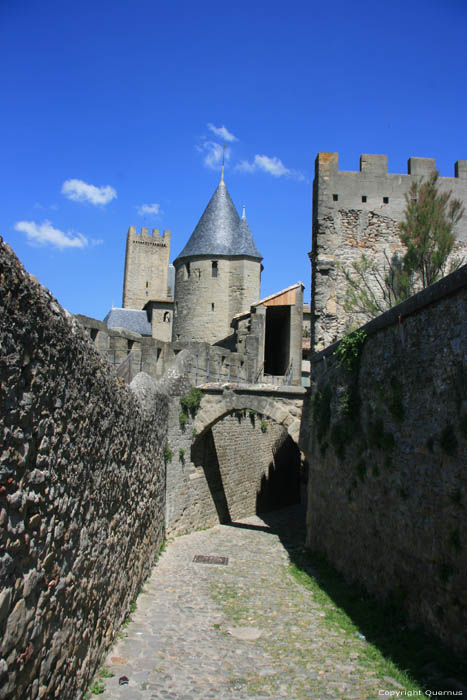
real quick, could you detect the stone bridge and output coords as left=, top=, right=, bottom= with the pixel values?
left=192, top=382, right=306, bottom=445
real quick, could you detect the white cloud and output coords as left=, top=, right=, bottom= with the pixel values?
left=137, top=202, right=161, bottom=216
left=197, top=141, right=231, bottom=170
left=236, top=154, right=305, bottom=181
left=15, top=220, right=90, bottom=250
left=207, top=123, right=238, bottom=142
left=61, top=179, right=117, bottom=205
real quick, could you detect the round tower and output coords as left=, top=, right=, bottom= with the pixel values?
left=173, top=171, right=263, bottom=344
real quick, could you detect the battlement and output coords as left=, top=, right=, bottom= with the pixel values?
left=127, top=226, right=171, bottom=241
left=315, top=152, right=467, bottom=179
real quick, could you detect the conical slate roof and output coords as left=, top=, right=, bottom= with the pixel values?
left=174, top=175, right=262, bottom=262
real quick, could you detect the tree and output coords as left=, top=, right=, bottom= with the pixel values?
left=400, top=171, right=464, bottom=287
left=342, top=251, right=412, bottom=317
left=343, top=172, right=464, bottom=317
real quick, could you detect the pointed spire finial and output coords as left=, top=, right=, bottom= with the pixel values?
left=242, top=205, right=246, bottom=219
left=220, top=144, right=228, bottom=184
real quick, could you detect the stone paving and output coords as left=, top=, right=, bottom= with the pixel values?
left=95, top=506, right=403, bottom=699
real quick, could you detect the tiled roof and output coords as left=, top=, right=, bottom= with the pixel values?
left=104, top=308, right=152, bottom=336
left=174, top=178, right=262, bottom=262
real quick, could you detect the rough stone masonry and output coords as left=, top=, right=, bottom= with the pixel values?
left=0, top=239, right=168, bottom=700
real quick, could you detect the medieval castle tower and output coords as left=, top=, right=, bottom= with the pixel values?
left=121, top=168, right=263, bottom=346
left=172, top=168, right=262, bottom=344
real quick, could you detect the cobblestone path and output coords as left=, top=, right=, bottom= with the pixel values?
left=96, top=506, right=403, bottom=699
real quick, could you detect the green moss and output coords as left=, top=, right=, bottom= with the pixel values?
left=180, top=388, right=203, bottom=415
left=312, top=384, right=332, bottom=444
left=450, top=488, right=463, bottom=506
left=260, top=418, right=268, bottom=433
left=179, top=448, right=185, bottom=461
left=449, top=529, right=462, bottom=553
left=368, top=418, right=395, bottom=452
left=439, top=424, right=458, bottom=456
left=179, top=410, right=188, bottom=429
left=459, top=414, right=467, bottom=441
left=388, top=378, right=405, bottom=421
left=163, top=442, right=173, bottom=464
left=438, top=562, right=453, bottom=584
left=356, top=460, right=366, bottom=483
left=330, top=421, right=353, bottom=461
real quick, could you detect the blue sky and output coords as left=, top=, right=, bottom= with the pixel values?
left=1, top=0, right=466, bottom=319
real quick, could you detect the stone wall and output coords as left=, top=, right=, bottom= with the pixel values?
left=75, top=315, right=257, bottom=386
left=165, top=385, right=304, bottom=535
left=311, top=152, right=467, bottom=352
left=300, top=265, right=467, bottom=651
left=0, top=239, right=168, bottom=699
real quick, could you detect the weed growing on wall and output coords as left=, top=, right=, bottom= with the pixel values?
left=179, top=388, right=203, bottom=428
left=260, top=418, right=268, bottom=433
left=334, top=330, right=367, bottom=373
left=164, top=442, right=173, bottom=464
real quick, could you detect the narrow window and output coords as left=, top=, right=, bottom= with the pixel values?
left=90, top=328, right=98, bottom=342
left=127, top=340, right=134, bottom=354
left=211, top=303, right=215, bottom=311
left=212, top=261, right=218, bottom=277
left=163, top=311, right=170, bottom=323
left=145, top=281, right=149, bottom=288
left=185, top=262, right=190, bottom=278
left=175, top=301, right=178, bottom=316
left=383, top=196, right=389, bottom=204
left=361, top=195, right=367, bottom=203
left=332, top=194, right=338, bottom=202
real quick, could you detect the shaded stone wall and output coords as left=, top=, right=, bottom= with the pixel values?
left=300, top=265, right=467, bottom=651
left=165, top=390, right=303, bottom=535
left=0, top=240, right=168, bottom=699
left=311, top=152, right=467, bottom=352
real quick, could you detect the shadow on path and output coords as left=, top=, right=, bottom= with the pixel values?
left=227, top=505, right=467, bottom=696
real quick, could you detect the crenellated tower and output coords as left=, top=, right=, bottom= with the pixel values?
left=310, top=153, right=467, bottom=352
left=122, top=227, right=171, bottom=309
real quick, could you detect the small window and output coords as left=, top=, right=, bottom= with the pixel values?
left=175, top=301, right=178, bottom=316
left=145, top=281, right=149, bottom=288
left=127, top=340, right=134, bottom=354
left=383, top=196, right=389, bottom=204
left=185, top=262, right=190, bottom=278
left=211, top=303, right=215, bottom=311
left=332, top=194, right=338, bottom=202
left=90, top=328, right=98, bottom=342
left=212, top=261, right=218, bottom=277
left=163, top=311, right=170, bottom=323
left=361, top=196, right=367, bottom=203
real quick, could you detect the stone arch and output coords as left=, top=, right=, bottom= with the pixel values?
left=192, top=389, right=302, bottom=446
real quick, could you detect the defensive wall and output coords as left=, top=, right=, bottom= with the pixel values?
left=76, top=314, right=259, bottom=386
left=300, top=264, right=467, bottom=651
left=165, top=381, right=305, bottom=535
left=311, top=153, right=467, bottom=352
left=0, top=239, right=168, bottom=700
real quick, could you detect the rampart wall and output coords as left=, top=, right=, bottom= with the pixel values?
left=311, top=153, right=467, bottom=352
left=75, top=315, right=258, bottom=386
left=300, top=264, right=467, bottom=651
left=0, top=239, right=168, bottom=699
